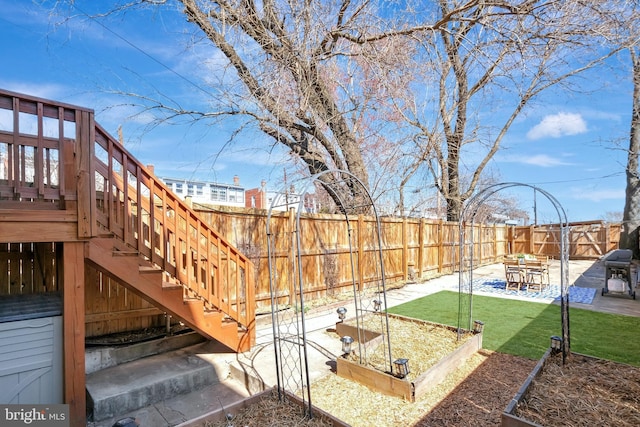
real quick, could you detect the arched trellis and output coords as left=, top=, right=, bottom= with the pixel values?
left=457, top=182, right=571, bottom=363
left=266, top=170, right=393, bottom=419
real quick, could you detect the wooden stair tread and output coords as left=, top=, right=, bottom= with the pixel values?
left=162, top=281, right=183, bottom=290
left=139, top=265, right=162, bottom=274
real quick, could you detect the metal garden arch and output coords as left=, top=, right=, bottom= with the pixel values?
left=457, top=183, right=571, bottom=363
left=266, top=170, right=394, bottom=419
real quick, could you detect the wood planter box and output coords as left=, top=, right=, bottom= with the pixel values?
left=501, top=350, right=635, bottom=427
left=176, top=387, right=350, bottom=427
left=336, top=313, right=483, bottom=402
left=501, top=348, right=551, bottom=427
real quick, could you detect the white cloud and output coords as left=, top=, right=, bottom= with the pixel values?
left=527, top=112, right=587, bottom=140
left=571, top=188, right=624, bottom=202
left=0, top=81, right=67, bottom=101
left=501, top=154, right=572, bottom=167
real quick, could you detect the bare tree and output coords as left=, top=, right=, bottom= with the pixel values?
left=147, top=0, right=441, bottom=205
left=393, top=1, right=623, bottom=221
left=73, top=0, right=537, bottom=210
left=592, top=1, right=640, bottom=257
left=602, top=211, right=623, bottom=224
left=60, top=1, right=623, bottom=221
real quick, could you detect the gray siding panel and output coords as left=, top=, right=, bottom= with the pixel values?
left=0, top=316, right=63, bottom=404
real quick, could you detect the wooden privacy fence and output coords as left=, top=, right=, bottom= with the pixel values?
left=0, top=213, right=620, bottom=335
left=509, top=221, right=620, bottom=259
left=195, top=207, right=620, bottom=310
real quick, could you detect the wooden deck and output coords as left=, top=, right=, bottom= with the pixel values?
left=0, top=89, right=256, bottom=426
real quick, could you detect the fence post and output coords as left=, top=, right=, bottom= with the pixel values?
left=402, top=218, right=408, bottom=281
left=437, top=220, right=444, bottom=273
left=288, top=208, right=295, bottom=305
left=477, top=223, right=483, bottom=264
left=493, top=223, right=498, bottom=262
left=507, top=225, right=515, bottom=255
left=529, top=225, right=535, bottom=254
left=418, top=218, right=425, bottom=279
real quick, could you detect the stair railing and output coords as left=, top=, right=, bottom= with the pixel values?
left=0, top=88, right=255, bottom=330
left=91, top=123, right=255, bottom=329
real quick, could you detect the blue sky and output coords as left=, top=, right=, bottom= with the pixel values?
left=0, top=1, right=631, bottom=223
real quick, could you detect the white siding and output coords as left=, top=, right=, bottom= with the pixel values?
left=0, top=316, right=63, bottom=404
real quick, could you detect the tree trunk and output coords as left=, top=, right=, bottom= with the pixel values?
left=620, top=48, right=640, bottom=259
left=446, top=146, right=461, bottom=222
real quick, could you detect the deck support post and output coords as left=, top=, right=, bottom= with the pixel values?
left=63, top=241, right=86, bottom=427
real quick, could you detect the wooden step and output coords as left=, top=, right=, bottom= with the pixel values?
left=139, top=265, right=162, bottom=274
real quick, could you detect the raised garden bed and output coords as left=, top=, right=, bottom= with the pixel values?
left=335, top=313, right=483, bottom=402
left=502, top=350, right=640, bottom=426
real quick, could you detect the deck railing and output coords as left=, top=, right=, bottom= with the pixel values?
left=0, top=88, right=254, bottom=330
left=0, top=90, right=77, bottom=205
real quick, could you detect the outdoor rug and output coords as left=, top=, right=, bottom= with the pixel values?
left=471, top=278, right=597, bottom=304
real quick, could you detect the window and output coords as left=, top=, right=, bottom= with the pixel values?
left=231, top=189, right=244, bottom=204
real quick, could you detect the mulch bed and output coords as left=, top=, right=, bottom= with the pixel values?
left=204, top=342, right=640, bottom=426
left=341, top=315, right=474, bottom=381
left=199, top=350, right=537, bottom=427
left=310, top=317, right=537, bottom=427
left=204, top=390, right=334, bottom=427
left=310, top=350, right=535, bottom=427
left=514, top=352, right=640, bottom=426
left=413, top=351, right=536, bottom=427
left=201, top=313, right=640, bottom=426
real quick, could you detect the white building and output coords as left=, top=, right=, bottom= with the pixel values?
left=160, top=176, right=245, bottom=208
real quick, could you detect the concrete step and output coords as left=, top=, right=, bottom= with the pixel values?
left=86, top=376, right=251, bottom=427
left=86, top=340, right=239, bottom=422
left=86, top=331, right=206, bottom=374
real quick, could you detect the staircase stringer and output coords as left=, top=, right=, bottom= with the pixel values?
left=86, top=237, right=254, bottom=352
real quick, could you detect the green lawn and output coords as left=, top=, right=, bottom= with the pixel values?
left=389, top=290, right=640, bottom=366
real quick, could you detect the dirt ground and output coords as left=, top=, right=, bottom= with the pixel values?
left=514, top=352, right=640, bottom=427
left=411, top=351, right=536, bottom=426
left=85, top=324, right=191, bottom=346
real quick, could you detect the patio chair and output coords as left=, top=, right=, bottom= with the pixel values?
left=504, top=258, right=523, bottom=291
left=524, top=259, right=549, bottom=292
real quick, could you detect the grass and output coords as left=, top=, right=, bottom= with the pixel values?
left=389, top=290, right=640, bottom=366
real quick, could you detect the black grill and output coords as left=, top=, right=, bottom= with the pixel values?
left=602, top=249, right=635, bottom=299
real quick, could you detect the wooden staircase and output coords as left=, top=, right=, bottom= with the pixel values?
left=86, top=124, right=256, bottom=353
left=0, top=88, right=256, bottom=353
left=85, top=237, right=253, bottom=352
